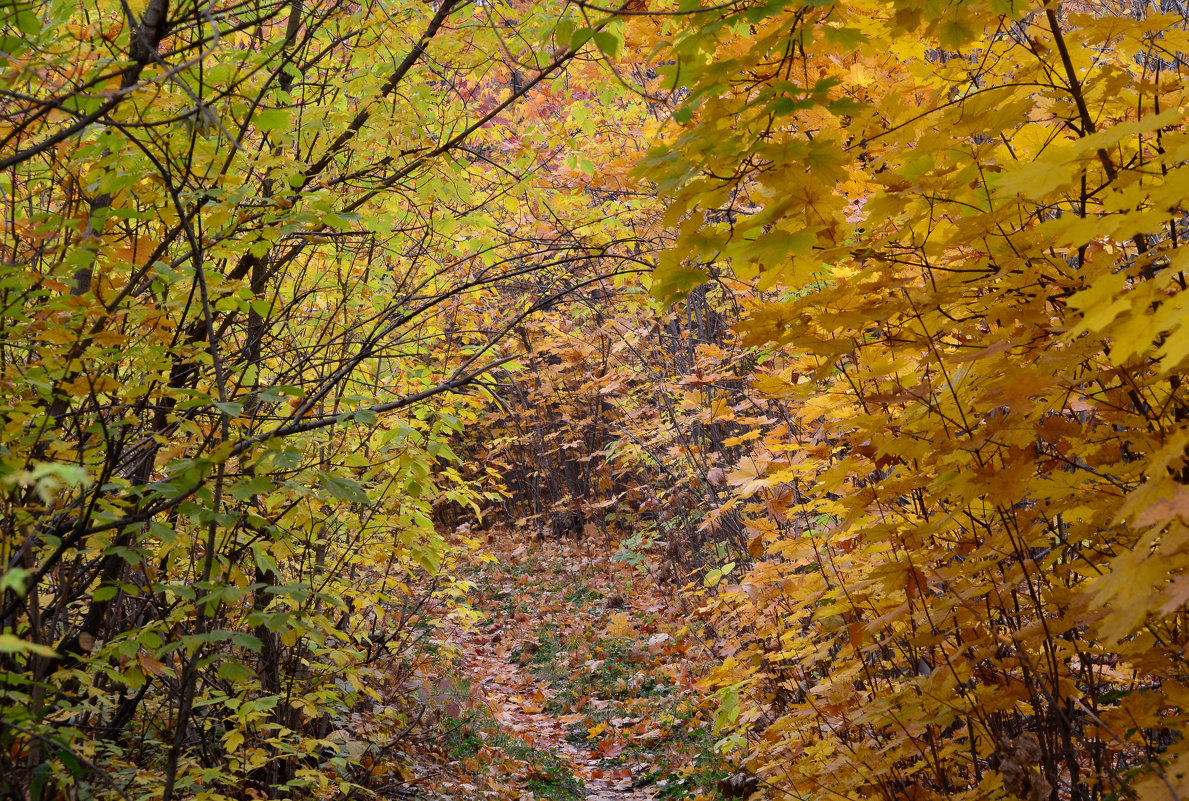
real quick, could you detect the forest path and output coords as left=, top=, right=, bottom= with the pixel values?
left=443, top=532, right=721, bottom=801
left=454, top=620, right=653, bottom=800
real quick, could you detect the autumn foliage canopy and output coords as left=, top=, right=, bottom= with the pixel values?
left=3, top=0, right=1189, bottom=800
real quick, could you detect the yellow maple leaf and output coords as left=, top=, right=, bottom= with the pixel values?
left=606, top=612, right=634, bottom=639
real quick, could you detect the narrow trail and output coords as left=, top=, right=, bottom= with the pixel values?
left=455, top=622, right=657, bottom=801
left=432, top=534, right=719, bottom=801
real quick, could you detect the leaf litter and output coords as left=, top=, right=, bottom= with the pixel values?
left=395, top=528, right=728, bottom=801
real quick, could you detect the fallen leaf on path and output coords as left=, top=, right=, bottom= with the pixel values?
left=606, top=611, right=634, bottom=638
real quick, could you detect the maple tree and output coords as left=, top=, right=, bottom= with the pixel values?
left=633, top=0, right=1189, bottom=799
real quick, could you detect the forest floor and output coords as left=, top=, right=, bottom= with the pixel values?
left=401, top=530, right=730, bottom=801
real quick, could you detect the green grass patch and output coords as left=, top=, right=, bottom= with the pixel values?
left=563, top=582, right=601, bottom=608
left=441, top=709, right=584, bottom=801
left=522, top=750, right=584, bottom=801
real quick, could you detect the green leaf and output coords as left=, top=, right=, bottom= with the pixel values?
left=57, top=750, right=84, bottom=777
left=217, top=660, right=255, bottom=682
left=650, top=264, right=708, bottom=305
left=555, top=17, right=574, bottom=49
left=0, top=35, right=28, bottom=56
left=714, top=685, right=741, bottom=731
left=92, top=585, right=118, bottom=602
left=254, top=108, right=291, bottom=133
left=318, top=473, right=369, bottom=504
left=593, top=30, right=621, bottom=58
left=230, top=474, right=274, bottom=502
left=213, top=400, right=244, bottom=417
left=570, top=27, right=594, bottom=50
left=230, top=632, right=264, bottom=652
left=772, top=96, right=797, bottom=116
left=0, top=634, right=57, bottom=658
left=13, top=5, right=40, bottom=36
left=0, top=567, right=30, bottom=597
left=413, top=542, right=442, bottom=574
left=822, top=26, right=866, bottom=50
left=28, top=762, right=50, bottom=801
left=251, top=543, right=280, bottom=578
